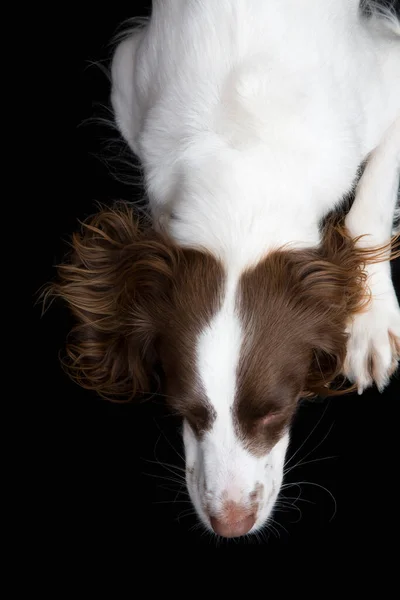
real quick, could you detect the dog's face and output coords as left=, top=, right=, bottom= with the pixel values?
left=51, top=206, right=367, bottom=538
left=156, top=251, right=319, bottom=536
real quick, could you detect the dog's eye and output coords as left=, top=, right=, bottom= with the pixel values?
left=185, top=404, right=211, bottom=436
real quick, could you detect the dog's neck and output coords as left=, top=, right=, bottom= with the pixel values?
left=153, top=147, right=323, bottom=267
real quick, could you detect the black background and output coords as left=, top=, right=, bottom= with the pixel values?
left=33, top=1, right=400, bottom=550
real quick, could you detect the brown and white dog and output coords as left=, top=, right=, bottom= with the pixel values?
left=49, top=1, right=400, bottom=537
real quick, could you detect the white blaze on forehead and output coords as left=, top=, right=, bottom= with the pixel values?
left=192, top=273, right=288, bottom=520
left=196, top=276, right=242, bottom=417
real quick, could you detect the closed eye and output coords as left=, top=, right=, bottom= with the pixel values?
left=252, top=404, right=295, bottom=428
left=184, top=402, right=215, bottom=437
left=258, top=412, right=280, bottom=426
left=255, top=411, right=282, bottom=427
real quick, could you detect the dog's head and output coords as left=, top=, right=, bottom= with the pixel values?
left=47, top=203, right=370, bottom=537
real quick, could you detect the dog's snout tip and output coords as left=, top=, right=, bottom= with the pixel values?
left=209, top=512, right=256, bottom=538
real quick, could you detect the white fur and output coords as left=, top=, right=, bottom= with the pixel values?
left=111, top=1, right=400, bottom=535
left=344, top=117, right=400, bottom=393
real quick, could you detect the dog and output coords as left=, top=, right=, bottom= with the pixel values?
left=49, top=1, right=400, bottom=538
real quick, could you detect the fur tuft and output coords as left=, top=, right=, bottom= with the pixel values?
left=42, top=202, right=179, bottom=401
left=362, top=0, right=400, bottom=35
left=304, top=216, right=400, bottom=397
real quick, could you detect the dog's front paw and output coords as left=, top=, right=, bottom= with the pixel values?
left=343, top=293, right=400, bottom=394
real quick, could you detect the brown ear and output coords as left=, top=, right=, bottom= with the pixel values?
left=44, top=202, right=179, bottom=401
left=301, top=217, right=399, bottom=397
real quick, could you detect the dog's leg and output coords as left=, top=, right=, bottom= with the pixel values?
left=344, top=118, right=400, bottom=393
left=111, top=29, right=146, bottom=157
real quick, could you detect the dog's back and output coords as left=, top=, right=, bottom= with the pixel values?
left=111, top=0, right=399, bottom=262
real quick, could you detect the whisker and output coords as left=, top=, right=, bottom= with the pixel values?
left=275, top=503, right=303, bottom=521
left=259, top=527, right=271, bottom=544
left=142, top=472, right=185, bottom=485
left=285, top=401, right=331, bottom=468
left=176, top=508, right=198, bottom=524
left=147, top=432, right=185, bottom=486
left=280, top=495, right=315, bottom=505
left=284, top=453, right=337, bottom=477
left=153, top=499, right=193, bottom=505
left=188, top=520, right=204, bottom=533
left=152, top=418, right=185, bottom=463
left=265, top=520, right=280, bottom=539
left=143, top=457, right=186, bottom=474
left=271, top=518, right=288, bottom=536
left=283, top=480, right=337, bottom=522
left=157, top=484, right=188, bottom=494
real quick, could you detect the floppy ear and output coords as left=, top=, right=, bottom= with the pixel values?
left=300, top=217, right=399, bottom=397
left=45, top=203, right=179, bottom=401
left=296, top=220, right=370, bottom=397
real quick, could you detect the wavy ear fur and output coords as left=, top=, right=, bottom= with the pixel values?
left=44, top=204, right=399, bottom=402
left=302, top=217, right=400, bottom=397
left=44, top=203, right=180, bottom=401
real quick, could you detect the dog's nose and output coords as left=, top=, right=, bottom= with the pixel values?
left=209, top=503, right=256, bottom=537
left=210, top=514, right=255, bottom=537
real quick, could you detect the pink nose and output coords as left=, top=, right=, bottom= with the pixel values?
left=209, top=503, right=256, bottom=538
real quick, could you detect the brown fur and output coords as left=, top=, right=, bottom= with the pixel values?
left=43, top=202, right=225, bottom=412
left=234, top=217, right=400, bottom=455
left=43, top=202, right=399, bottom=447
